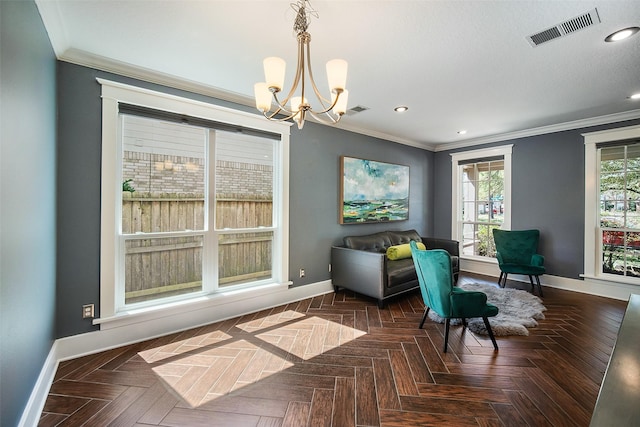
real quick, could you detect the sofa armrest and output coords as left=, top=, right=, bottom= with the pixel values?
left=422, top=237, right=460, bottom=257
left=331, top=246, right=385, bottom=299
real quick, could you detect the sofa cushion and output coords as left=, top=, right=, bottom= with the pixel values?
left=386, top=258, right=417, bottom=288
left=387, top=229, right=422, bottom=246
left=344, top=232, right=392, bottom=253
left=386, top=242, right=425, bottom=260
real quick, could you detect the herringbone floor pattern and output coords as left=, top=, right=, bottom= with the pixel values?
left=39, top=273, right=626, bottom=426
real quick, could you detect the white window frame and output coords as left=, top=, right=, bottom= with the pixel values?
left=451, top=145, right=513, bottom=261
left=97, top=79, right=291, bottom=326
left=583, top=124, right=640, bottom=284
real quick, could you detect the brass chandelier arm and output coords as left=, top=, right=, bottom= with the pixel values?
left=263, top=85, right=344, bottom=125
left=262, top=105, right=340, bottom=127
left=261, top=107, right=294, bottom=122
left=261, top=110, right=298, bottom=122
left=293, top=32, right=344, bottom=116
left=262, top=92, right=296, bottom=121
left=275, top=32, right=307, bottom=108
left=307, top=90, right=344, bottom=115
left=304, top=40, right=332, bottom=108
left=266, top=30, right=344, bottom=116
left=308, top=109, right=343, bottom=125
left=266, top=88, right=344, bottom=122
left=255, top=0, right=347, bottom=129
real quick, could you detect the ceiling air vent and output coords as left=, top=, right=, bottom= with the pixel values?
left=527, top=8, right=600, bottom=47
left=346, top=105, right=369, bottom=116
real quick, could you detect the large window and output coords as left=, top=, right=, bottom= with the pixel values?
left=598, top=142, right=640, bottom=278
left=120, top=115, right=208, bottom=305
left=451, top=146, right=512, bottom=259
left=584, top=125, right=640, bottom=284
left=99, top=79, right=290, bottom=321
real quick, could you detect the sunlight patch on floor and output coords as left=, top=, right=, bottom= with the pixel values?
left=137, top=312, right=366, bottom=408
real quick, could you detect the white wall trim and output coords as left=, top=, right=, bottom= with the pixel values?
left=93, top=282, right=291, bottom=329
left=18, top=280, right=334, bottom=426
left=582, top=124, right=640, bottom=144
left=435, top=109, right=640, bottom=152
left=97, top=78, right=292, bottom=321
left=582, top=124, right=640, bottom=282
left=450, top=145, right=513, bottom=249
left=17, top=342, right=60, bottom=427
left=461, top=258, right=634, bottom=301
left=60, top=280, right=333, bottom=361
left=40, top=47, right=640, bottom=154
left=50, top=48, right=427, bottom=150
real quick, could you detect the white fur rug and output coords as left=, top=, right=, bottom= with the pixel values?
left=426, top=283, right=546, bottom=336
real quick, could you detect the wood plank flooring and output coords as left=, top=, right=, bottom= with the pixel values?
left=39, top=273, right=627, bottom=426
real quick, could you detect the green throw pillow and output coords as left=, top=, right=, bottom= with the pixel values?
left=386, top=242, right=425, bottom=260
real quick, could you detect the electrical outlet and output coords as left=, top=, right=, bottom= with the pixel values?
left=299, top=268, right=305, bottom=278
left=328, top=263, right=332, bottom=272
left=82, top=304, right=94, bottom=319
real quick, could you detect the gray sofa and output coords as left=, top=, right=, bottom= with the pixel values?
left=330, top=229, right=459, bottom=308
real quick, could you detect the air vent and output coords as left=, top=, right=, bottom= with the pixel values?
left=527, top=8, right=600, bottom=47
left=346, top=105, right=369, bottom=116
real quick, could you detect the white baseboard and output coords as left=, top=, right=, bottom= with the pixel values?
left=574, top=276, right=639, bottom=301
left=57, top=280, right=334, bottom=361
left=461, top=258, right=634, bottom=301
left=19, top=280, right=334, bottom=427
left=18, top=341, right=60, bottom=427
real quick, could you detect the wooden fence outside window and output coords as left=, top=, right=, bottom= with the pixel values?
left=122, top=193, right=272, bottom=304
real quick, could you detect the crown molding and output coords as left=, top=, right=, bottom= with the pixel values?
left=332, top=122, right=437, bottom=151
left=60, top=48, right=254, bottom=108
left=54, top=49, right=640, bottom=154
left=35, top=0, right=70, bottom=55
left=56, top=49, right=434, bottom=150
left=433, top=109, right=640, bottom=152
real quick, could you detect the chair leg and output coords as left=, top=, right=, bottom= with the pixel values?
left=443, top=319, right=451, bottom=353
left=528, top=275, right=535, bottom=293
left=498, top=272, right=504, bottom=287
left=419, top=307, right=430, bottom=329
left=535, top=275, right=544, bottom=297
left=461, top=318, right=467, bottom=327
left=483, top=316, right=498, bottom=351
left=501, top=273, right=509, bottom=288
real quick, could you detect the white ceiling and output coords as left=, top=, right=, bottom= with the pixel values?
left=36, top=0, right=640, bottom=151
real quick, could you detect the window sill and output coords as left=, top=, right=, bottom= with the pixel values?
left=460, top=255, right=498, bottom=264
left=94, top=281, right=291, bottom=330
left=580, top=273, right=640, bottom=287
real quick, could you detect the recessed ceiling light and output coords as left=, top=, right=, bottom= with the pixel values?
left=605, top=27, right=640, bottom=42
left=394, top=106, right=408, bottom=113
left=630, top=93, right=640, bottom=100
left=457, top=130, right=467, bottom=135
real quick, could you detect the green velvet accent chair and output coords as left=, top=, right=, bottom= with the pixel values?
left=492, top=229, right=545, bottom=296
left=410, top=241, right=498, bottom=353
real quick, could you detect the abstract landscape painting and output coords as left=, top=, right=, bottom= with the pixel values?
left=340, top=156, right=409, bottom=224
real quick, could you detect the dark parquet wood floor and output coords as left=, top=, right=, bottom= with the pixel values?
left=39, top=273, right=627, bottom=426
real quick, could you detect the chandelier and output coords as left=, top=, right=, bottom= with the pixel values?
left=254, top=0, right=348, bottom=129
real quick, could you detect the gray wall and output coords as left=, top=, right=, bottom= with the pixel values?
left=56, top=61, right=434, bottom=337
left=434, top=120, right=640, bottom=279
left=0, top=1, right=58, bottom=426
left=288, top=122, right=433, bottom=286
